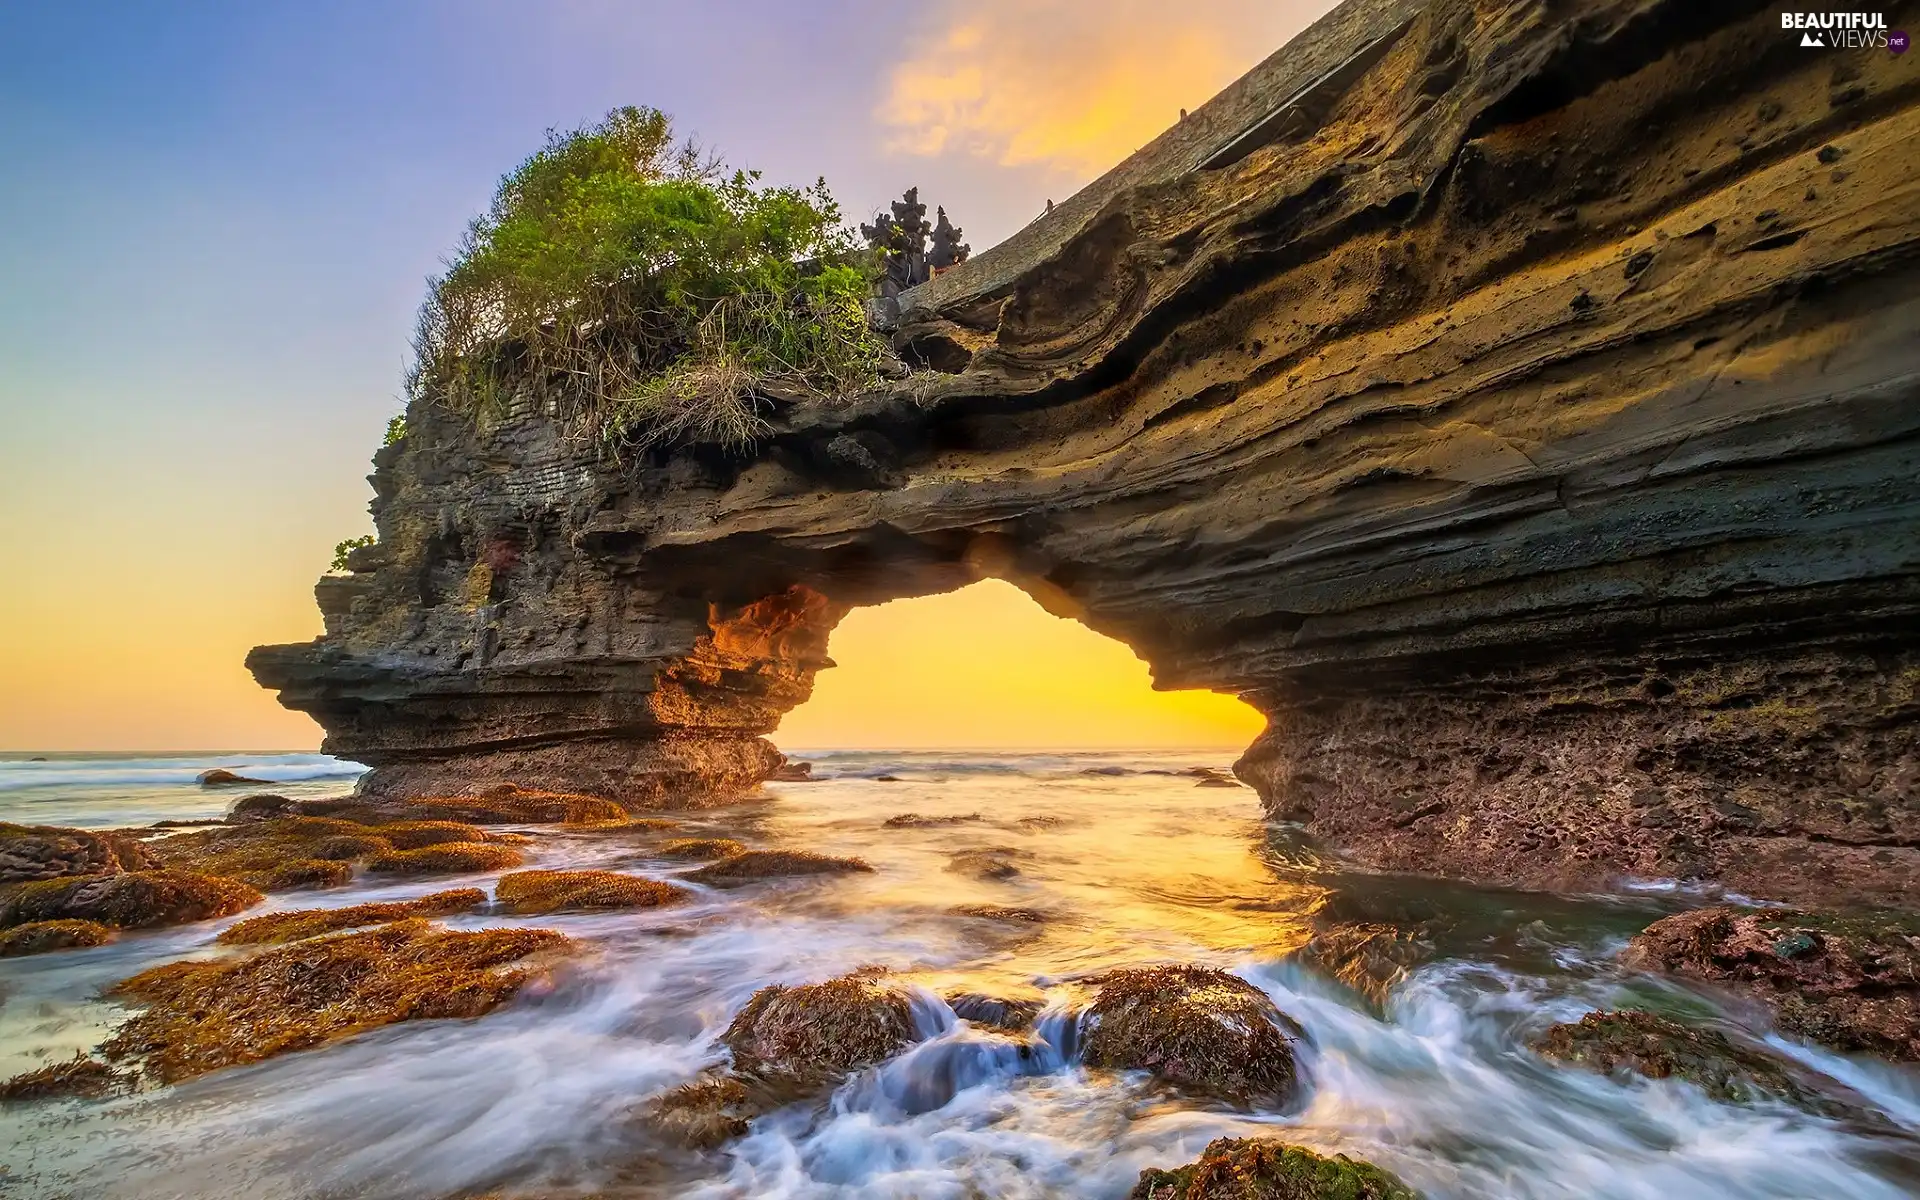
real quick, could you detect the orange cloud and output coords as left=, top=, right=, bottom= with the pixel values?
left=878, top=0, right=1336, bottom=179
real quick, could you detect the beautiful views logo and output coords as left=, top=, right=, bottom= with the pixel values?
left=1781, top=12, right=1895, bottom=49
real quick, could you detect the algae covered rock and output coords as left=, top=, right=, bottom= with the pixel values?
left=376, top=820, right=494, bottom=849
left=0, top=918, right=115, bottom=956
left=1294, top=922, right=1435, bottom=1008
left=102, top=918, right=571, bottom=1082
left=946, top=991, right=1045, bottom=1032
left=685, top=850, right=873, bottom=886
left=640, top=1074, right=769, bottom=1149
left=0, top=822, right=156, bottom=884
left=305, top=786, right=630, bottom=828
left=657, top=837, right=747, bottom=861
left=945, top=848, right=1025, bottom=880
left=366, top=842, right=526, bottom=876
left=721, top=971, right=918, bottom=1081
left=216, top=888, right=488, bottom=944
left=494, top=869, right=689, bottom=914
left=0, top=1054, right=124, bottom=1104
left=1129, top=1137, right=1415, bottom=1200
left=1623, top=907, right=1920, bottom=1061
left=1530, top=1009, right=1850, bottom=1115
left=1081, top=966, right=1303, bottom=1105
left=1, top=869, right=261, bottom=930
left=147, top=816, right=384, bottom=891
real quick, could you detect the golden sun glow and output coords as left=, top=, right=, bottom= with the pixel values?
left=878, top=0, right=1336, bottom=178
left=774, top=579, right=1265, bottom=750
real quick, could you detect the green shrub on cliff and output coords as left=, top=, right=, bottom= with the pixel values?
left=409, top=105, right=886, bottom=450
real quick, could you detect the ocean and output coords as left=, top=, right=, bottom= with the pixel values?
left=2, top=749, right=1917, bottom=1198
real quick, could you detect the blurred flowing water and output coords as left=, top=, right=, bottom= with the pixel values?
left=2, top=749, right=1917, bottom=1198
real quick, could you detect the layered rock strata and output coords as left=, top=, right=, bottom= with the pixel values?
left=254, top=0, right=1920, bottom=903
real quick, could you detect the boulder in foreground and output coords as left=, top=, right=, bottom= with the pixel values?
left=1, top=869, right=261, bottom=930
left=102, top=918, right=571, bottom=1082
left=1624, top=907, right=1920, bottom=1061
left=1081, top=966, right=1303, bottom=1105
left=722, top=970, right=918, bottom=1082
left=1130, top=1137, right=1416, bottom=1200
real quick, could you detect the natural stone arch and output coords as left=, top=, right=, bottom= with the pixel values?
left=254, top=0, right=1920, bottom=907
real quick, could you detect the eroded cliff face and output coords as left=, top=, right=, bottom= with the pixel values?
left=253, top=0, right=1920, bottom=904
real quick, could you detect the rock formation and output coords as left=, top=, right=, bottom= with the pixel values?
left=253, top=0, right=1920, bottom=904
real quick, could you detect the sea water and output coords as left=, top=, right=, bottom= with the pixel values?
left=1, top=749, right=1917, bottom=1198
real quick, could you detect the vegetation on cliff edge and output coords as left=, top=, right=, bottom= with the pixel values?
left=408, top=105, right=887, bottom=451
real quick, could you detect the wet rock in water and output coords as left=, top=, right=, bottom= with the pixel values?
left=722, top=971, right=919, bottom=1082
left=145, top=815, right=406, bottom=891
left=1183, top=767, right=1243, bottom=789
left=768, top=760, right=816, bottom=782
left=197, top=768, right=270, bottom=787
left=0, top=822, right=157, bottom=884
left=0, top=918, right=116, bottom=956
left=367, top=842, right=527, bottom=876
left=1081, top=965, right=1303, bottom=1105
left=375, top=820, right=493, bottom=849
left=1531, top=1009, right=1855, bottom=1115
left=640, top=1074, right=775, bottom=1149
left=946, top=991, right=1045, bottom=1032
left=1623, top=906, right=1920, bottom=1061
left=951, top=904, right=1048, bottom=923
left=229, top=792, right=298, bottom=820
left=102, top=919, right=572, bottom=1083
left=883, top=812, right=984, bottom=828
left=684, top=850, right=873, bottom=886
left=871, top=775, right=904, bottom=783
left=945, top=848, right=1025, bottom=880
left=0, top=1054, right=124, bottom=1104
left=657, top=837, right=747, bottom=861
left=1, top=870, right=262, bottom=930
left=494, top=869, right=689, bottom=914
left=1295, top=922, right=1435, bottom=1007
left=217, top=888, right=488, bottom=944
left=1129, top=1137, right=1416, bottom=1200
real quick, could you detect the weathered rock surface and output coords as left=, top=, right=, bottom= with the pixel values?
left=0, top=870, right=262, bottom=930
left=1530, top=1009, right=1855, bottom=1115
left=1623, top=906, right=1920, bottom=1061
left=0, top=823, right=156, bottom=884
left=252, top=0, right=1920, bottom=902
left=1080, top=965, right=1303, bottom=1104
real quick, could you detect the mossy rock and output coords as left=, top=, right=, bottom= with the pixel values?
left=1294, top=922, right=1434, bottom=1008
left=1081, top=966, right=1303, bottom=1105
left=685, top=850, right=873, bottom=886
left=640, top=1074, right=769, bottom=1148
left=952, top=904, right=1048, bottom=923
left=494, top=870, right=689, bottom=914
left=1624, top=906, right=1920, bottom=1061
left=103, top=919, right=572, bottom=1082
left=376, top=820, right=493, bottom=850
left=0, top=1054, right=124, bottom=1104
left=1532, top=1010, right=1854, bottom=1115
left=217, top=888, right=488, bottom=945
left=146, top=816, right=392, bottom=892
left=657, top=837, right=747, bottom=861
left=0, top=822, right=156, bottom=884
left=1, top=870, right=262, bottom=930
left=0, top=918, right=115, bottom=956
left=306, top=787, right=630, bottom=828
left=722, top=971, right=918, bottom=1081
left=1130, top=1137, right=1416, bottom=1199
left=366, top=843, right=526, bottom=875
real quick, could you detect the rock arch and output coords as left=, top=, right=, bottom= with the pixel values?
left=253, top=0, right=1920, bottom=905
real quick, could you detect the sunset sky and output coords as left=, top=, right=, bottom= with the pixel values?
left=0, top=0, right=1329, bottom=752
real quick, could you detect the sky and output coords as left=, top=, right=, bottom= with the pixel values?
left=0, top=0, right=1331, bottom=752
